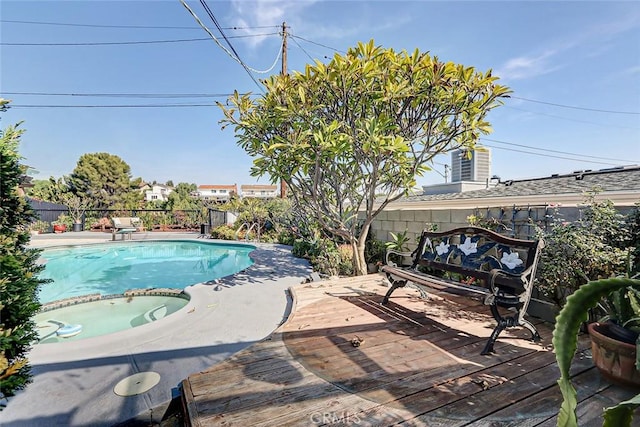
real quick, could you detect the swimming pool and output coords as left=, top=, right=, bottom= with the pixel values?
left=37, top=240, right=255, bottom=303
left=34, top=294, right=190, bottom=343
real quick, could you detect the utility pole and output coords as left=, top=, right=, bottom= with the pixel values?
left=281, top=21, right=287, bottom=76
left=280, top=21, right=288, bottom=199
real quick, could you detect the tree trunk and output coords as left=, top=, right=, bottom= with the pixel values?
left=353, top=223, right=371, bottom=276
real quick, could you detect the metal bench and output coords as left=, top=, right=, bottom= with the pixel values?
left=111, top=217, right=143, bottom=241
left=380, top=226, right=545, bottom=355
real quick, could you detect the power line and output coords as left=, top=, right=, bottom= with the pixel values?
left=481, top=137, right=638, bottom=164
left=197, top=0, right=281, bottom=75
left=289, top=34, right=344, bottom=54
left=1, top=92, right=236, bottom=98
left=10, top=103, right=218, bottom=108
left=503, top=105, right=640, bottom=130
left=289, top=34, right=639, bottom=118
left=0, top=18, right=278, bottom=30
left=511, top=96, right=639, bottom=115
left=179, top=0, right=263, bottom=92
left=289, top=35, right=316, bottom=62
left=482, top=143, right=633, bottom=167
left=7, top=100, right=638, bottom=165
left=1, top=33, right=278, bottom=46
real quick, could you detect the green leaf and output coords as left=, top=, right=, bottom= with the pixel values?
left=603, top=393, right=640, bottom=427
left=552, top=278, right=640, bottom=427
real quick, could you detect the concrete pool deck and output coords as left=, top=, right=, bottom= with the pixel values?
left=1, top=231, right=313, bottom=426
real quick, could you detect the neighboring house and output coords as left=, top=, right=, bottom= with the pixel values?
left=369, top=165, right=640, bottom=243
left=193, top=184, right=238, bottom=202
left=138, top=182, right=152, bottom=193
left=145, top=184, right=173, bottom=202
left=240, top=184, right=278, bottom=199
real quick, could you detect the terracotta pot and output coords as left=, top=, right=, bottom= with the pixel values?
left=588, top=322, right=640, bottom=389
left=53, top=224, right=66, bottom=233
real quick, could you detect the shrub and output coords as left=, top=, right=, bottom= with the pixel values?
left=277, top=230, right=296, bottom=246
left=535, top=191, right=632, bottom=307
left=337, top=244, right=355, bottom=276
left=210, top=225, right=237, bottom=240
left=626, top=204, right=640, bottom=275
left=0, top=119, right=49, bottom=409
left=365, top=237, right=386, bottom=265
left=28, top=220, right=49, bottom=234
left=259, top=229, right=279, bottom=244
left=291, top=235, right=347, bottom=276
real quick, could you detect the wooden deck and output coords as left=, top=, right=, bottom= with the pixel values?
left=181, top=274, right=638, bottom=426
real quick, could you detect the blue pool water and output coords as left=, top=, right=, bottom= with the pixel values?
left=34, top=295, right=190, bottom=343
left=37, top=241, right=255, bottom=303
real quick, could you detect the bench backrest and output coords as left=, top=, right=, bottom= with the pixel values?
left=112, top=217, right=142, bottom=229
left=413, top=226, right=544, bottom=293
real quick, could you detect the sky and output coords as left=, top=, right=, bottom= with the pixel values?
left=1, top=0, right=639, bottom=190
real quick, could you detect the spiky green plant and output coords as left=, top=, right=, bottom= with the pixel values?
left=599, top=285, right=640, bottom=334
left=552, top=278, right=640, bottom=427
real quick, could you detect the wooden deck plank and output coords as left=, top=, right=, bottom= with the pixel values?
left=409, top=350, right=594, bottom=426
left=182, top=274, right=636, bottom=427
left=464, top=364, right=607, bottom=427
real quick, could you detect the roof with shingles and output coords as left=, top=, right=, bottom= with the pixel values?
left=406, top=166, right=640, bottom=203
left=240, top=185, right=278, bottom=191
left=198, top=184, right=237, bottom=190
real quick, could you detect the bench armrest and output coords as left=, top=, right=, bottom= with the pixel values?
left=385, top=249, right=413, bottom=267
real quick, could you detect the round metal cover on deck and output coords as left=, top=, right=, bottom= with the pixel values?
left=113, top=372, right=161, bottom=396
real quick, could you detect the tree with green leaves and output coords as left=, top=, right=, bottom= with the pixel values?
left=0, top=100, right=49, bottom=409
left=66, top=152, right=141, bottom=209
left=24, top=177, right=65, bottom=202
left=219, top=40, right=510, bottom=275
left=165, top=182, right=199, bottom=211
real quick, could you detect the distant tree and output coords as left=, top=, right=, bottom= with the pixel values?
left=0, top=103, right=48, bottom=408
left=219, top=40, right=510, bottom=274
left=24, top=177, right=66, bottom=202
left=165, top=180, right=174, bottom=187
left=114, top=192, right=145, bottom=211
left=66, top=153, right=139, bottom=209
left=165, top=183, right=199, bottom=211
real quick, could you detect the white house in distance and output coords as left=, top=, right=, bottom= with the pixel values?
left=144, top=184, right=173, bottom=202
left=240, top=184, right=278, bottom=199
left=193, top=184, right=238, bottom=202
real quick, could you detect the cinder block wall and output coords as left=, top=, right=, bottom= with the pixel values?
left=368, top=208, right=473, bottom=251
left=365, top=205, right=594, bottom=250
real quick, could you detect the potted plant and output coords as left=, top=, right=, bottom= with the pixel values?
left=61, top=193, right=91, bottom=232
left=552, top=277, right=640, bottom=427
left=52, top=222, right=66, bottom=233
left=364, top=231, right=386, bottom=274
left=52, top=213, right=72, bottom=233
left=590, top=280, right=640, bottom=387
left=384, top=229, right=412, bottom=267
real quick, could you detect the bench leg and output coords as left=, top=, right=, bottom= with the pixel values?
left=482, top=321, right=507, bottom=355
left=520, top=319, right=542, bottom=343
left=382, top=279, right=407, bottom=305
left=482, top=304, right=541, bottom=355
